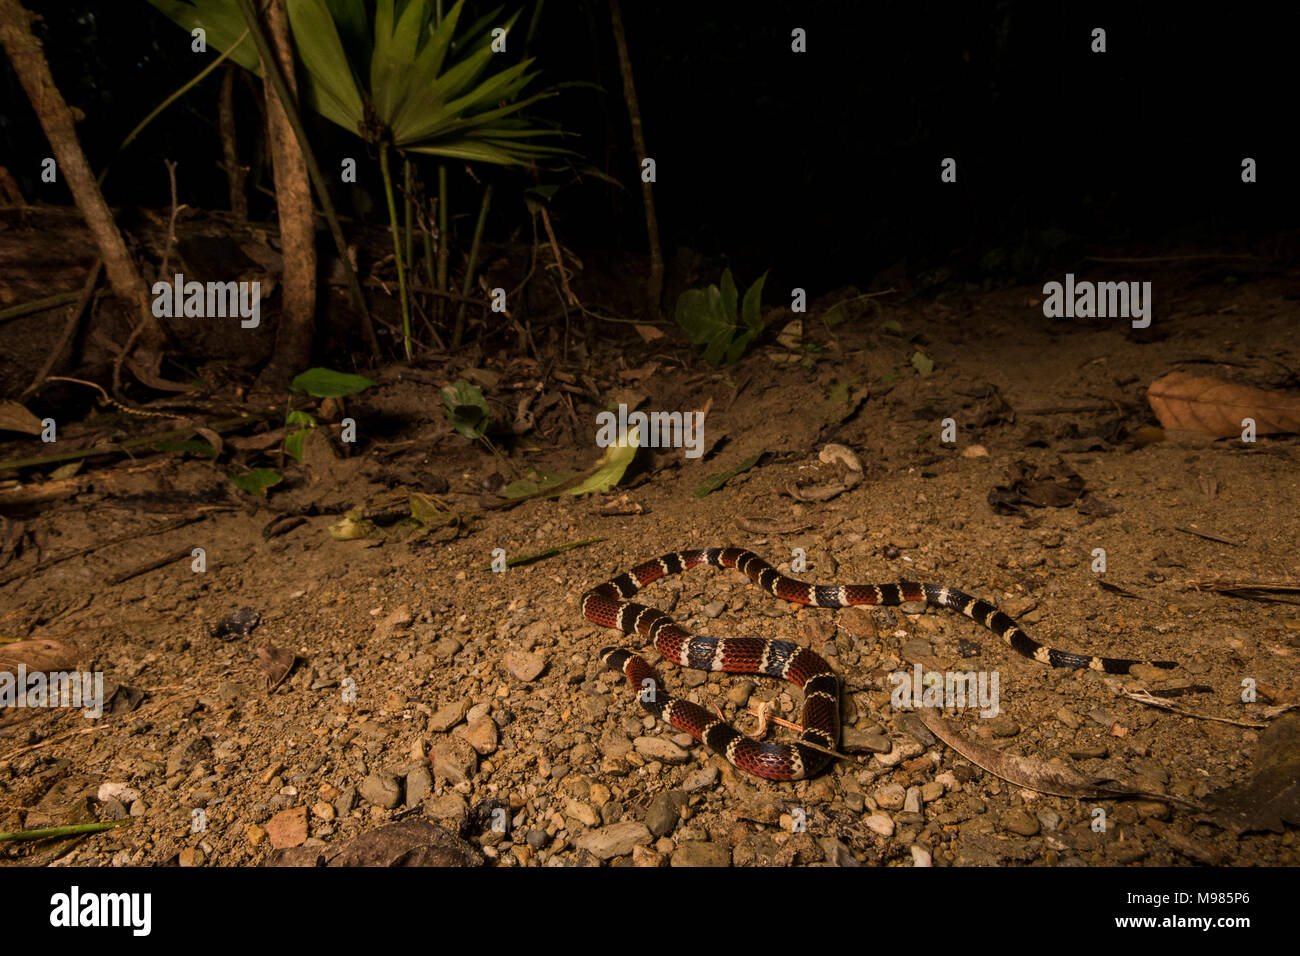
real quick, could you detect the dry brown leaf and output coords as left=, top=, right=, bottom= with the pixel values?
left=1147, top=371, right=1300, bottom=439
left=0, top=401, right=43, bottom=435
left=0, top=638, right=81, bottom=673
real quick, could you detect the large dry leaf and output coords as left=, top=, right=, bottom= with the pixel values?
left=0, top=401, right=43, bottom=435
left=1147, top=372, right=1300, bottom=439
left=0, top=639, right=81, bottom=673
left=917, top=710, right=1198, bottom=804
left=1204, top=712, right=1300, bottom=833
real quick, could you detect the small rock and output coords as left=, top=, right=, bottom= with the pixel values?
left=863, top=813, right=895, bottom=837
left=960, top=445, right=989, bottom=458
left=311, top=802, right=336, bottom=821
left=565, top=800, right=601, bottom=828
left=986, top=715, right=1020, bottom=738
left=405, top=766, right=433, bottom=805
left=359, top=772, right=402, bottom=809
left=702, top=601, right=727, bottom=619
left=178, top=847, right=204, bottom=867
left=457, top=716, right=499, bottom=755
left=373, top=605, right=412, bottom=640
left=910, top=844, right=933, bottom=866
left=904, top=786, right=922, bottom=814
left=632, top=845, right=664, bottom=867
left=1001, top=808, right=1040, bottom=836
left=501, top=650, right=546, bottom=682
left=875, top=783, right=907, bottom=810
left=429, top=699, right=470, bottom=732
left=245, top=824, right=267, bottom=847
left=682, top=767, right=719, bottom=792
left=266, top=806, right=309, bottom=849
left=644, top=791, right=688, bottom=837
left=425, top=792, right=468, bottom=824
left=920, top=781, right=945, bottom=803
left=841, top=727, right=892, bottom=753
left=633, top=736, right=690, bottom=764
left=573, top=821, right=652, bottom=860
left=671, top=840, right=731, bottom=867
left=429, top=737, right=478, bottom=785
left=97, top=782, right=142, bottom=805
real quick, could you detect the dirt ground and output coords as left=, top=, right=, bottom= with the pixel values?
left=2, top=258, right=1298, bottom=867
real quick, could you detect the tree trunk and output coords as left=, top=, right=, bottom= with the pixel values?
left=258, top=0, right=315, bottom=386
left=219, top=63, right=248, bottom=221
left=0, top=0, right=162, bottom=344
left=608, top=0, right=663, bottom=318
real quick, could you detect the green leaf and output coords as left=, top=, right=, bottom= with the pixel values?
left=881, top=319, right=904, bottom=335
left=290, top=368, right=377, bottom=398
left=230, top=469, right=282, bottom=496
left=911, top=351, right=935, bottom=377
left=694, top=451, right=764, bottom=499
left=147, top=0, right=261, bottom=72
left=441, top=380, right=490, bottom=440
left=286, top=410, right=317, bottom=427
left=740, top=271, right=767, bottom=331
left=286, top=0, right=366, bottom=133
left=719, top=268, right=739, bottom=329
left=502, top=468, right=569, bottom=499
left=564, top=422, right=639, bottom=495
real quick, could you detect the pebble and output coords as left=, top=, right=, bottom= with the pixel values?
left=429, top=699, right=469, bottom=732
left=841, top=727, right=892, bottom=753
left=572, top=821, right=652, bottom=860
left=311, top=802, right=335, bottom=821
left=97, top=782, right=141, bottom=805
left=1056, top=707, right=1082, bottom=729
left=501, top=651, right=546, bottom=682
left=863, top=813, right=895, bottom=837
left=904, top=786, right=923, bottom=814
left=1001, top=808, right=1040, bottom=836
left=245, top=824, right=267, bottom=847
left=429, top=738, right=478, bottom=785
left=682, top=767, right=719, bottom=792
left=671, top=840, right=731, bottom=867
left=1036, top=809, right=1061, bottom=831
left=644, top=791, right=688, bottom=837
left=875, top=783, right=906, bottom=810
left=900, top=638, right=932, bottom=659
left=178, top=847, right=204, bottom=867
left=405, top=766, right=433, bottom=805
left=425, top=792, right=468, bottom=823
left=910, top=845, right=933, bottom=866
left=702, top=601, right=727, bottom=619
left=632, top=845, right=664, bottom=867
left=633, top=736, right=690, bottom=764
left=565, top=800, right=601, bottom=828
left=726, top=682, right=755, bottom=707
left=457, top=716, right=499, bottom=755
left=875, top=741, right=924, bottom=767
left=266, top=806, right=308, bottom=848
left=986, top=715, right=1020, bottom=738
left=359, top=772, right=402, bottom=809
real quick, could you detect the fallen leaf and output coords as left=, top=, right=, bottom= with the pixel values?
left=1147, top=371, right=1300, bottom=439
left=1204, top=713, right=1300, bottom=833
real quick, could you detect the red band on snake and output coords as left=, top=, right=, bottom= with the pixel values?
left=582, top=547, right=1176, bottom=781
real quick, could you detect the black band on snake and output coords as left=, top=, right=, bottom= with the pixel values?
left=582, top=547, right=1176, bottom=781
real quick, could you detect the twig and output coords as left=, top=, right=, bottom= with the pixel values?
left=477, top=537, right=606, bottom=571
left=0, top=413, right=264, bottom=473
left=21, top=258, right=102, bottom=399
left=1174, top=526, right=1242, bottom=547
left=106, top=545, right=196, bottom=586
left=1121, top=688, right=1267, bottom=728
left=0, top=514, right=201, bottom=587
left=113, top=158, right=178, bottom=398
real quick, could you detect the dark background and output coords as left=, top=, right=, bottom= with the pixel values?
left=3, top=0, right=1296, bottom=296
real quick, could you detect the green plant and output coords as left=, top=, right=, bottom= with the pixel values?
left=674, top=268, right=768, bottom=366
left=148, top=0, right=571, bottom=358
